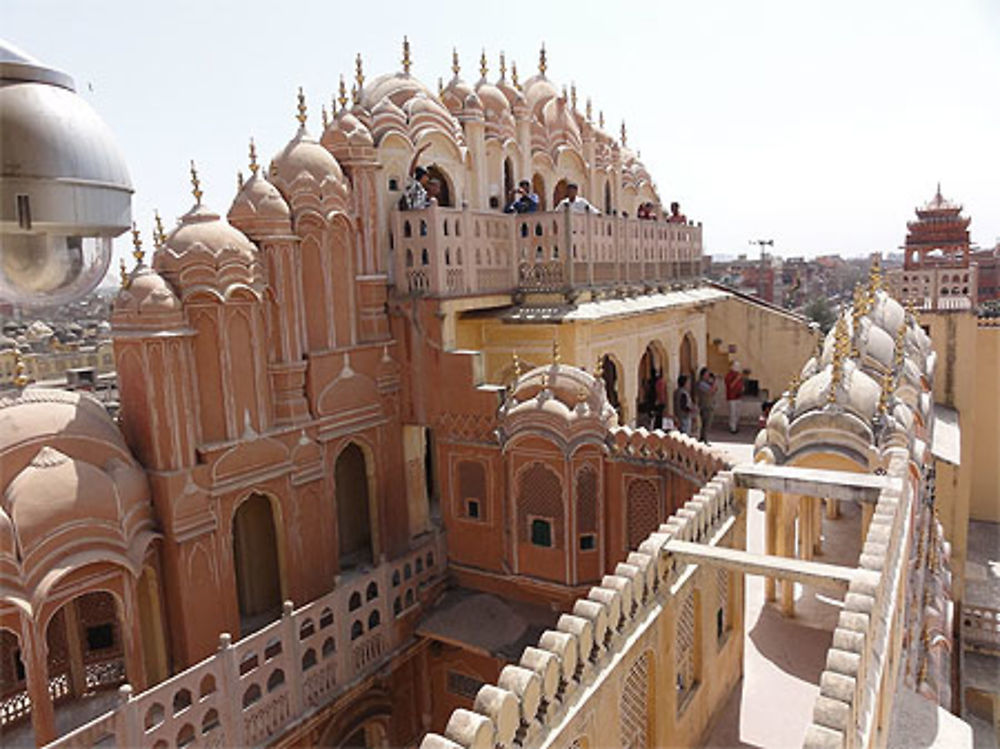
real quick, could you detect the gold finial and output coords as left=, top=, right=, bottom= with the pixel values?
left=917, top=657, right=928, bottom=685
left=787, top=372, right=802, bottom=407
left=119, top=258, right=128, bottom=288
left=355, top=53, right=365, bottom=90
left=595, top=354, right=604, bottom=379
left=296, top=86, right=308, bottom=126
left=540, top=372, right=548, bottom=389
left=189, top=160, right=203, bottom=205
left=511, top=61, right=520, bottom=90
left=402, top=36, right=411, bottom=74
left=437, top=77, right=444, bottom=95
left=895, top=322, right=907, bottom=368
left=338, top=75, right=348, bottom=110
left=552, top=338, right=560, bottom=365
left=868, top=254, right=883, bottom=296
left=829, top=316, right=848, bottom=403
left=13, top=349, right=28, bottom=389
left=237, top=170, right=244, bottom=192
left=451, top=47, right=460, bottom=77
left=130, top=221, right=144, bottom=266
left=570, top=83, right=577, bottom=111
left=538, top=43, right=547, bottom=75
left=621, top=120, right=627, bottom=147
left=878, top=369, right=893, bottom=415
left=154, top=210, right=166, bottom=248
left=512, top=351, right=522, bottom=379
left=479, top=48, right=488, bottom=80
left=249, top=137, right=259, bottom=175
left=599, top=110, right=605, bottom=129
left=498, top=51, right=507, bottom=81
left=585, top=97, right=592, bottom=121
left=351, top=83, right=359, bottom=106
left=321, top=105, right=329, bottom=129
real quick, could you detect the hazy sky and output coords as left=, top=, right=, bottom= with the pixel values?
left=6, top=0, right=999, bottom=279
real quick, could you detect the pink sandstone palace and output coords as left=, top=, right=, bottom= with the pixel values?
left=3, top=39, right=989, bottom=749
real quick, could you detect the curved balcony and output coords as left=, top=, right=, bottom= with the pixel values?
left=390, top=206, right=703, bottom=299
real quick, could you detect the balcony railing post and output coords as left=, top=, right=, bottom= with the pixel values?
left=427, top=204, right=445, bottom=294
left=462, top=203, right=473, bottom=294
left=564, top=209, right=575, bottom=288
left=216, top=633, right=242, bottom=747
left=508, top=213, right=519, bottom=290
left=280, top=601, right=304, bottom=719
left=114, top=684, right=140, bottom=748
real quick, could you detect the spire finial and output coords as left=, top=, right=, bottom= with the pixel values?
left=321, top=105, right=329, bottom=129
left=119, top=257, right=128, bottom=288
left=130, top=222, right=144, bottom=266
left=621, top=120, right=627, bottom=146
left=451, top=47, right=460, bottom=77
left=936, top=180, right=942, bottom=199
left=402, top=36, right=411, bottom=74
left=552, top=338, right=560, bottom=365
left=595, top=354, right=604, bottom=379
left=498, top=51, right=507, bottom=81
left=829, top=316, right=848, bottom=403
left=585, top=97, right=592, bottom=121
left=154, top=210, right=166, bottom=247
left=355, top=53, right=365, bottom=91
left=868, top=254, right=883, bottom=296
left=12, top=349, right=28, bottom=390
left=338, top=75, right=348, bottom=110
left=351, top=83, right=359, bottom=106
left=512, top=351, right=522, bottom=379
left=296, top=86, right=308, bottom=126
left=599, top=110, right=605, bottom=129
left=878, top=368, right=893, bottom=415
left=237, top=170, right=244, bottom=192
left=189, top=160, right=203, bottom=205
left=511, top=61, right=520, bottom=90
left=570, top=83, right=577, bottom=111
left=437, top=76, right=444, bottom=95
left=249, top=137, right=259, bottom=175
left=539, top=43, right=547, bottom=75
left=479, top=48, right=488, bottom=80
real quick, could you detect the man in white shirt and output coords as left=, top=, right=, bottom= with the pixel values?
left=555, top=183, right=601, bottom=214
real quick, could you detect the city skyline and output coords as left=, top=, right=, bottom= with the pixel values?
left=4, top=0, right=999, bottom=283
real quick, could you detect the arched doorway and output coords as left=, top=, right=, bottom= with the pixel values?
left=45, top=591, right=127, bottom=703
left=532, top=173, right=547, bottom=211
left=600, top=354, right=622, bottom=422
left=503, top=158, right=514, bottom=209
left=336, top=443, right=374, bottom=571
left=233, top=494, right=283, bottom=634
left=424, top=165, right=452, bottom=207
left=637, top=343, right=667, bottom=429
left=680, top=333, right=697, bottom=386
left=553, top=178, right=570, bottom=207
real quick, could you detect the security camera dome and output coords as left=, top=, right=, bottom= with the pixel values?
left=0, top=39, right=132, bottom=306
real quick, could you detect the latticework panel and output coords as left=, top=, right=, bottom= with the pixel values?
left=676, top=589, right=696, bottom=707
left=457, top=460, right=487, bottom=519
left=517, top=462, right=564, bottom=547
left=619, top=651, right=650, bottom=749
left=626, top=478, right=660, bottom=549
left=576, top=465, right=598, bottom=534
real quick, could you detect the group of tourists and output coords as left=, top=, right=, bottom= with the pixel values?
left=641, top=361, right=747, bottom=445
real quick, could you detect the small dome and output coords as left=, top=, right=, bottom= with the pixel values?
left=441, top=75, right=475, bottom=115
left=542, top=95, right=582, bottom=150
left=370, top=95, right=409, bottom=143
left=522, top=74, right=558, bottom=118
left=0, top=388, right=127, bottom=457
left=269, top=126, right=346, bottom=191
left=158, top=203, right=256, bottom=263
left=228, top=170, right=291, bottom=239
left=501, top=362, right=618, bottom=437
left=361, top=72, right=435, bottom=111
left=476, top=79, right=511, bottom=118
left=321, top=110, right=374, bottom=158
left=113, top=265, right=181, bottom=318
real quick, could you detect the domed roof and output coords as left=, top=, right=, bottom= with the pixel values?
left=321, top=109, right=374, bottom=157
left=476, top=79, right=511, bottom=119
left=158, top=202, right=256, bottom=263
left=269, top=125, right=346, bottom=191
left=542, top=95, right=582, bottom=150
left=113, top=265, right=182, bottom=318
left=361, top=71, right=436, bottom=111
left=441, top=74, right=475, bottom=115
left=0, top=388, right=128, bottom=459
left=522, top=74, right=558, bottom=119
left=228, top=168, right=291, bottom=239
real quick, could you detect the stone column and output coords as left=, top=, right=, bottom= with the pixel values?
left=416, top=644, right=433, bottom=731
left=764, top=491, right=777, bottom=602
left=826, top=497, right=839, bottom=519
left=120, top=575, right=147, bottom=692
left=778, top=498, right=796, bottom=617
left=62, top=599, right=86, bottom=697
left=20, top=615, right=56, bottom=745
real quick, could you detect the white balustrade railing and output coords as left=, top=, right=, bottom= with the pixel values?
left=391, top=206, right=702, bottom=297
left=962, top=605, right=1000, bottom=650
left=45, top=532, right=446, bottom=749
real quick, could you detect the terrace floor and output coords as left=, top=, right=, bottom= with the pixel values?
left=699, top=423, right=864, bottom=748
left=0, top=689, right=119, bottom=749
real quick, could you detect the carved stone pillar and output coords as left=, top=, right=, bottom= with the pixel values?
left=20, top=615, right=56, bottom=745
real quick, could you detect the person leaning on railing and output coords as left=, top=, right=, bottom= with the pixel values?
left=555, top=183, right=601, bottom=214
left=402, top=142, right=433, bottom=210
left=504, top=180, right=540, bottom=214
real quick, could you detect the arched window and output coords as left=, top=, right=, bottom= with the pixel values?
left=233, top=494, right=282, bottom=634
left=336, top=444, right=373, bottom=570
left=517, top=463, right=564, bottom=549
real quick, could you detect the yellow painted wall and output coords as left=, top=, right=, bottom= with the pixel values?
left=970, top=323, right=1000, bottom=522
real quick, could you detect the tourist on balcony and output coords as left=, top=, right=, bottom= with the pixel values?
left=403, top=142, right=433, bottom=210
left=555, top=183, right=601, bottom=214
left=504, top=180, right=539, bottom=213
left=653, top=369, right=668, bottom=428
left=667, top=201, right=687, bottom=224
left=673, top=374, right=693, bottom=435
left=427, top=178, right=442, bottom=205
left=696, top=367, right=718, bottom=443
left=724, top=361, right=745, bottom=434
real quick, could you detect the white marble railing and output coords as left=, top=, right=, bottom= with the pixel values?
left=391, top=206, right=702, bottom=298
left=44, top=532, right=446, bottom=749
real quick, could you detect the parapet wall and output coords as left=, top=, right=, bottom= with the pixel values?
left=419, top=468, right=745, bottom=749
